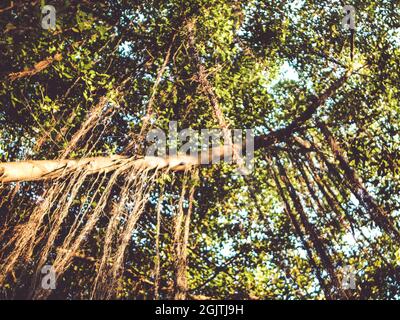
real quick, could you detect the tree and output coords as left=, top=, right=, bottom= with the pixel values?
left=0, top=0, right=399, bottom=300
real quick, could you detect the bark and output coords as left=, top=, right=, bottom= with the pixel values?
left=186, top=19, right=230, bottom=132
left=0, top=130, right=300, bottom=184
left=317, top=121, right=400, bottom=239
left=0, top=1, right=39, bottom=15
left=152, top=185, right=165, bottom=300
left=124, top=36, right=176, bottom=154
left=254, top=69, right=352, bottom=149
left=275, top=158, right=347, bottom=299
left=270, top=160, right=332, bottom=299
left=293, top=137, right=358, bottom=233
left=185, top=18, right=246, bottom=173
left=8, top=54, right=62, bottom=81
left=173, top=178, right=194, bottom=300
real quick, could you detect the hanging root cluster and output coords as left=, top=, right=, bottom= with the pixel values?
left=0, top=90, right=184, bottom=299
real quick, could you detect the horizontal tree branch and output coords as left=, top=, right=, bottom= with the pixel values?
left=0, top=146, right=241, bottom=183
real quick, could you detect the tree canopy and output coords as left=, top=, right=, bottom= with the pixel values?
left=0, top=0, right=400, bottom=299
